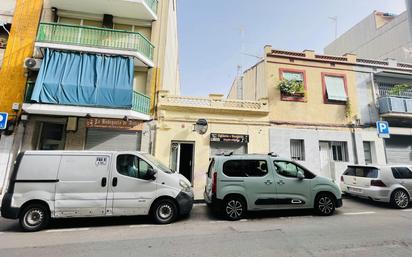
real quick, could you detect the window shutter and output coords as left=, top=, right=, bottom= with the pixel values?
left=325, top=76, right=347, bottom=101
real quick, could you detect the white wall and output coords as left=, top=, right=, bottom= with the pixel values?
left=269, top=127, right=386, bottom=181
left=325, top=12, right=412, bottom=63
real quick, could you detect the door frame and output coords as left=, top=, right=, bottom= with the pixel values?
left=170, top=140, right=195, bottom=182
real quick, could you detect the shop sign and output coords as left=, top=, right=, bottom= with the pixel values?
left=210, top=133, right=249, bottom=143
left=86, top=118, right=143, bottom=131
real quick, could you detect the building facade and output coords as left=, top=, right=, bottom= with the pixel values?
left=0, top=0, right=180, bottom=191
left=0, top=0, right=15, bottom=68
left=228, top=46, right=391, bottom=182
left=324, top=5, right=412, bottom=63
left=154, top=90, right=270, bottom=198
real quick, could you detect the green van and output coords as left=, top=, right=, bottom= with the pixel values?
left=204, top=154, right=342, bottom=220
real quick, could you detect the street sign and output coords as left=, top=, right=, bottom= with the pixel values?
left=0, top=112, right=8, bottom=130
left=376, top=121, right=390, bottom=138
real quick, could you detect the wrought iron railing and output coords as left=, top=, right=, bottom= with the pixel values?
left=37, top=22, right=154, bottom=60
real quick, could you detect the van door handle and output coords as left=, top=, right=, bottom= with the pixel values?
left=264, top=180, right=273, bottom=185
left=112, top=177, right=118, bottom=187
left=277, top=180, right=285, bottom=185
left=101, top=177, right=107, bottom=187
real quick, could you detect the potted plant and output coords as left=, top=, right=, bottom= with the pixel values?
left=388, top=84, right=411, bottom=96
left=278, top=79, right=305, bottom=98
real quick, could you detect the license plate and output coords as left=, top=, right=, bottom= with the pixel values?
left=348, top=187, right=362, bottom=193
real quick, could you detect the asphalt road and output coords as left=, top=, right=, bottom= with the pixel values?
left=1, top=196, right=412, bottom=257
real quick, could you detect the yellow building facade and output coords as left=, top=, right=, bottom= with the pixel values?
left=154, top=91, right=270, bottom=198
left=228, top=46, right=386, bottom=184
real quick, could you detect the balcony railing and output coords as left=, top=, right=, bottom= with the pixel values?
left=158, top=93, right=269, bottom=112
left=132, top=91, right=151, bottom=115
left=378, top=96, right=412, bottom=114
left=37, top=22, right=154, bottom=60
left=145, top=0, right=158, bottom=14
left=25, top=82, right=150, bottom=115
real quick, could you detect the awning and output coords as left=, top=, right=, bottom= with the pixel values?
left=31, top=49, right=134, bottom=108
left=325, top=76, right=347, bottom=101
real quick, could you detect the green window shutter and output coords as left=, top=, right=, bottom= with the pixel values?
left=325, top=76, right=347, bottom=101
left=283, top=72, right=303, bottom=81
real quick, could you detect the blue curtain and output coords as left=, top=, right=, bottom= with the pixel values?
left=31, top=49, right=134, bottom=108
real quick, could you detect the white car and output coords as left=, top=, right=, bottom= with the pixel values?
left=1, top=151, right=193, bottom=231
left=340, top=165, right=412, bottom=209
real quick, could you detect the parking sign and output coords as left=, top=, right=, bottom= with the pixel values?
left=376, top=121, right=390, bottom=138
left=0, top=112, right=8, bottom=130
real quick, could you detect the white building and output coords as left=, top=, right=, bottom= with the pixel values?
left=325, top=6, right=412, bottom=63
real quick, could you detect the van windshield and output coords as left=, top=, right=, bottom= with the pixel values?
left=142, top=153, right=175, bottom=174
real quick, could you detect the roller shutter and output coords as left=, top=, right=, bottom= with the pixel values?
left=86, top=129, right=141, bottom=151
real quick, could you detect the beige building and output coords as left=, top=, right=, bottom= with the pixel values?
left=154, top=90, right=269, bottom=198
left=0, top=0, right=180, bottom=191
left=228, top=46, right=387, bottom=184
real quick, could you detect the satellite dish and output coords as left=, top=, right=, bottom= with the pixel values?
left=194, top=119, right=208, bottom=135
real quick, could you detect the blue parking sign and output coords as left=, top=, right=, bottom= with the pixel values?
left=376, top=121, right=390, bottom=138
left=0, top=112, right=8, bottom=130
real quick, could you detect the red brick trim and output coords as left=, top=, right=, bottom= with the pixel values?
left=279, top=68, right=307, bottom=102
left=321, top=72, right=348, bottom=105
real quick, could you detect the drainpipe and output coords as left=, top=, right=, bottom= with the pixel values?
left=350, top=123, right=359, bottom=164
left=406, top=0, right=412, bottom=41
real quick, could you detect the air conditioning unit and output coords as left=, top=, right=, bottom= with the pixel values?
left=24, top=58, right=42, bottom=71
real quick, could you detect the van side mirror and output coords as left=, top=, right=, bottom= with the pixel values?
left=146, top=167, right=156, bottom=180
left=297, top=171, right=305, bottom=180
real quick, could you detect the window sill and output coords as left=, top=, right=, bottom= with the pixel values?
left=324, top=100, right=347, bottom=105
left=281, top=94, right=306, bottom=102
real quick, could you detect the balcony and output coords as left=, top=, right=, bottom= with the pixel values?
left=378, top=96, right=412, bottom=118
left=35, top=23, right=154, bottom=67
left=23, top=83, right=151, bottom=120
left=158, top=91, right=269, bottom=114
left=48, top=0, right=158, bottom=20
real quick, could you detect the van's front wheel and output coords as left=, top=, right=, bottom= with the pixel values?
left=152, top=199, right=178, bottom=224
left=19, top=204, right=50, bottom=232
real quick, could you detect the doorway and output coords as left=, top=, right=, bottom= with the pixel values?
left=170, top=141, right=194, bottom=183
left=319, top=142, right=332, bottom=178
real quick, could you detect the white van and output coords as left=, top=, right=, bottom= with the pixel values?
left=1, top=151, right=193, bottom=231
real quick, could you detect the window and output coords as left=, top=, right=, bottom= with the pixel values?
left=37, top=122, right=65, bottom=150
left=274, top=161, right=300, bottom=178
left=117, top=154, right=153, bottom=180
left=290, top=139, right=305, bottom=161
left=223, top=160, right=268, bottom=177
left=273, top=161, right=315, bottom=179
left=279, top=69, right=306, bottom=101
left=344, top=166, right=379, bottom=178
left=363, top=142, right=372, bottom=164
left=322, top=73, right=348, bottom=103
left=331, top=142, right=348, bottom=162
left=392, top=167, right=412, bottom=179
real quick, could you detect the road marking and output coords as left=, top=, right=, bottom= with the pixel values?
left=343, top=211, right=376, bottom=216
left=239, top=219, right=248, bottom=222
left=129, top=224, right=170, bottom=228
left=401, top=209, right=412, bottom=212
left=208, top=220, right=228, bottom=224
left=45, top=228, right=90, bottom=233
left=194, top=203, right=207, bottom=206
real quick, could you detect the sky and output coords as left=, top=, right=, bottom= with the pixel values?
left=177, top=0, right=406, bottom=96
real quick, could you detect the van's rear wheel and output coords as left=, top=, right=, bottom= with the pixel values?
left=19, top=204, right=50, bottom=232
left=315, top=193, right=336, bottom=216
left=152, top=199, right=178, bottom=224
left=223, top=196, right=246, bottom=221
